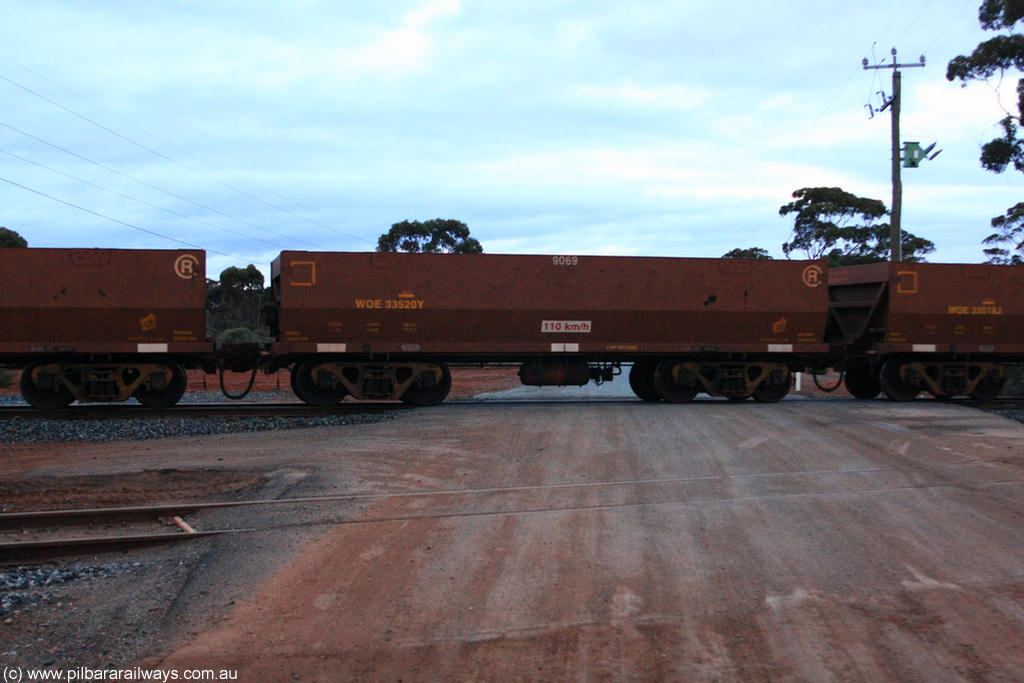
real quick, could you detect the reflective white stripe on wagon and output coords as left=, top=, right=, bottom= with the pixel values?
left=912, top=344, right=937, bottom=352
left=551, top=343, right=580, bottom=352
left=137, top=343, right=168, bottom=353
left=767, top=344, right=793, bottom=353
left=317, top=343, right=347, bottom=352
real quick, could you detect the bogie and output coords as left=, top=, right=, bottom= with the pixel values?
left=290, top=360, right=452, bottom=406
left=878, top=359, right=1006, bottom=401
left=19, top=361, right=188, bottom=409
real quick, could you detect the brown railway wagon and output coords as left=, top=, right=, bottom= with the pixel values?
left=0, top=248, right=210, bottom=408
left=272, top=251, right=831, bottom=405
left=830, top=261, right=1024, bottom=400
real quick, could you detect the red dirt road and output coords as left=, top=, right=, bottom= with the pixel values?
left=147, top=398, right=1024, bottom=681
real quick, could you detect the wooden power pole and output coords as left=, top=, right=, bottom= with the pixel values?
left=863, top=48, right=925, bottom=262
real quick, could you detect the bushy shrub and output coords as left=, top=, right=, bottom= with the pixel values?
left=1002, top=366, right=1024, bottom=398
left=215, top=327, right=262, bottom=345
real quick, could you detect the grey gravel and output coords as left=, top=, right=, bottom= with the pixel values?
left=981, top=408, right=1024, bottom=424
left=0, top=390, right=289, bottom=406
left=0, top=389, right=397, bottom=443
left=0, top=412, right=394, bottom=444
left=1, top=562, right=141, bottom=616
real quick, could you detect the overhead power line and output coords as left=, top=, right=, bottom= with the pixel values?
left=0, top=69, right=373, bottom=245
left=0, top=174, right=255, bottom=261
left=0, top=148, right=291, bottom=251
left=894, top=0, right=933, bottom=47
left=922, top=0, right=976, bottom=56
left=0, top=121, right=316, bottom=247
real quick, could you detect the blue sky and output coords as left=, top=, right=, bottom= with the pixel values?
left=1, top=0, right=1020, bottom=278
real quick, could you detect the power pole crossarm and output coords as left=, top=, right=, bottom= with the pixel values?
left=863, top=48, right=925, bottom=262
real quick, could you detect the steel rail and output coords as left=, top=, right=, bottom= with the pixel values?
left=11, top=471, right=1021, bottom=565
left=0, top=501, right=254, bottom=565
left=0, top=529, right=236, bottom=565
left=5, top=457, right=1021, bottom=564
left=0, top=465, right=898, bottom=532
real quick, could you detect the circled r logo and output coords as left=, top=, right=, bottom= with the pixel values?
left=175, top=254, right=200, bottom=279
left=802, top=264, right=823, bottom=288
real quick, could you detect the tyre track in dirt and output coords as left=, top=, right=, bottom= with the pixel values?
left=147, top=399, right=1024, bottom=682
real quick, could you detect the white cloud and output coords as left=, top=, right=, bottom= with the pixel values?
left=0, top=0, right=1018, bottom=266
left=904, top=79, right=1016, bottom=145
left=574, top=82, right=709, bottom=111
left=406, top=0, right=462, bottom=29
left=340, top=0, right=462, bottom=76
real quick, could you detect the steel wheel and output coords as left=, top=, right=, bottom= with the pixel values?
left=653, top=360, right=698, bottom=404
left=133, top=363, right=188, bottom=408
left=880, top=361, right=919, bottom=402
left=20, top=363, right=74, bottom=409
left=289, top=365, right=310, bottom=404
left=970, top=373, right=1005, bottom=400
left=401, top=364, right=452, bottom=407
left=293, top=360, right=347, bottom=407
left=629, top=362, right=661, bottom=402
left=844, top=362, right=881, bottom=400
left=752, top=370, right=791, bottom=403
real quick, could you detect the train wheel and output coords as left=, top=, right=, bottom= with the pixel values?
left=880, top=361, right=919, bottom=402
left=293, top=360, right=347, bottom=407
left=970, top=374, right=1005, bottom=400
left=401, top=364, right=452, bottom=407
left=752, top=371, right=791, bottom=403
left=844, top=362, right=880, bottom=400
left=20, top=363, right=74, bottom=409
left=289, top=365, right=310, bottom=404
left=628, top=362, right=661, bottom=402
left=133, top=363, right=188, bottom=409
left=653, top=360, right=698, bottom=404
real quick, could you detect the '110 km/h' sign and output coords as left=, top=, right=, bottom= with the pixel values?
left=541, top=320, right=592, bottom=333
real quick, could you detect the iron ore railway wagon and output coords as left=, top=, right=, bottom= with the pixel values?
left=0, top=248, right=210, bottom=409
left=828, top=261, right=1024, bottom=401
left=270, top=251, right=831, bottom=405
left=1, top=247, right=1021, bottom=408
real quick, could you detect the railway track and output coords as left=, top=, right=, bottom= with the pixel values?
left=7, top=460, right=1012, bottom=565
left=1, top=478, right=772, bottom=565
left=0, top=503, right=246, bottom=565
left=0, top=401, right=411, bottom=420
